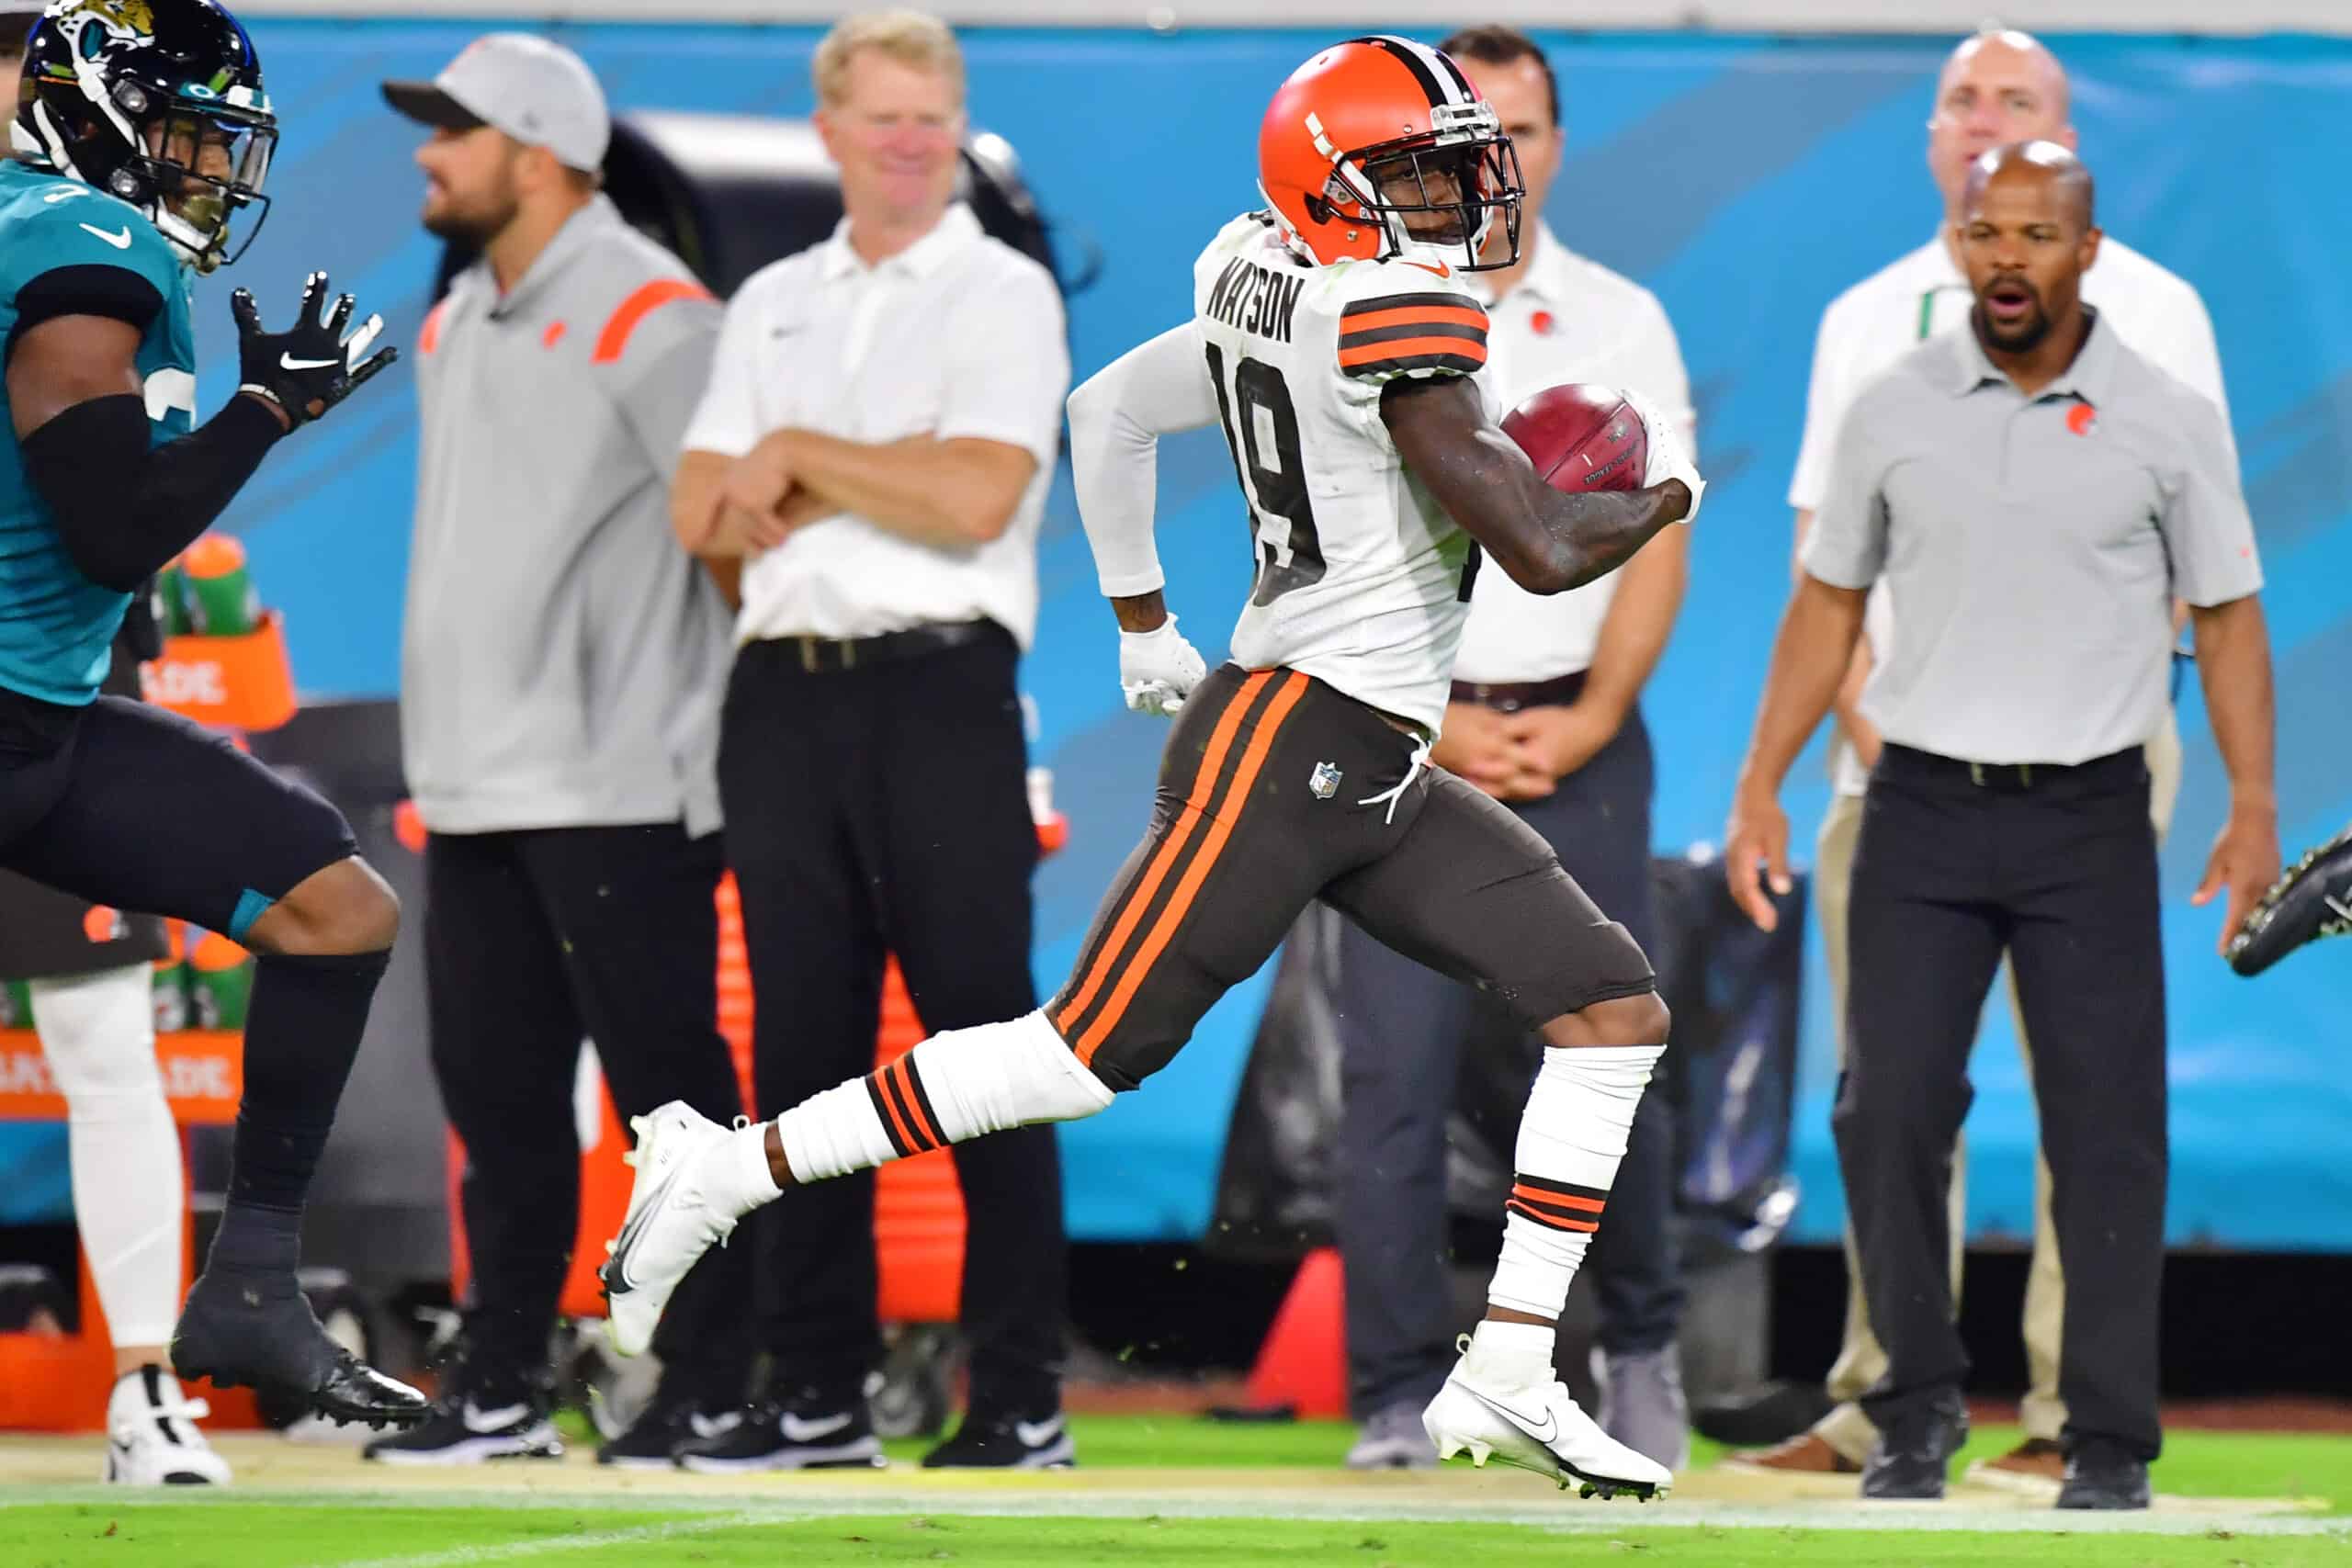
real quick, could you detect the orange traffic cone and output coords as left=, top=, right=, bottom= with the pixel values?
left=1242, top=1247, right=1348, bottom=1418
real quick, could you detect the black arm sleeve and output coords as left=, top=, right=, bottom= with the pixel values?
left=18, top=393, right=284, bottom=593
left=4, top=265, right=165, bottom=364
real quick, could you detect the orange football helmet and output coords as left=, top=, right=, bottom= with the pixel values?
left=1258, top=35, right=1523, bottom=273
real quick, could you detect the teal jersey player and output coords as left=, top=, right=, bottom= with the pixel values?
left=0, top=162, right=195, bottom=704
left=1, top=0, right=424, bottom=1433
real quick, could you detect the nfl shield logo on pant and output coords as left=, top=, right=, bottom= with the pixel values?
left=1309, top=761, right=1342, bottom=801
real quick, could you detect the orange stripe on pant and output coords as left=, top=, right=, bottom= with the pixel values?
left=1053, top=671, right=1272, bottom=1034
left=1075, top=671, right=1311, bottom=1066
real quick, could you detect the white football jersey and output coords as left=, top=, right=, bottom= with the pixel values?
left=1192, top=211, right=1494, bottom=735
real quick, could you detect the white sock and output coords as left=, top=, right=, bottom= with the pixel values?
left=32, top=966, right=180, bottom=1348
left=1461, top=1318, right=1558, bottom=1393
left=1485, top=1043, right=1664, bottom=1326
left=773, top=1010, right=1113, bottom=1186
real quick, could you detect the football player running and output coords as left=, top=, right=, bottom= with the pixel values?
left=605, top=35, right=1701, bottom=1501
left=0, top=0, right=423, bottom=1427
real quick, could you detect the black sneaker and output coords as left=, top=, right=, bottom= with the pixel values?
left=922, top=1410, right=1076, bottom=1470
left=673, top=1395, right=884, bottom=1472
left=1859, top=1391, right=1967, bottom=1501
left=597, top=1379, right=746, bottom=1471
left=362, top=1375, right=564, bottom=1466
left=2056, top=1438, right=2152, bottom=1511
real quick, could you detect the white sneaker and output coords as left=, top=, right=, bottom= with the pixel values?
left=1423, top=1343, right=1670, bottom=1501
left=106, top=1366, right=232, bottom=1485
left=600, top=1102, right=746, bottom=1358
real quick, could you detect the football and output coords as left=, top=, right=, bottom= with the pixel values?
left=1502, top=384, right=1649, bottom=494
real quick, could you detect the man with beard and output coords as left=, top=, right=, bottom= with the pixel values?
left=1739, top=26, right=2234, bottom=1495
left=1724, top=141, right=2278, bottom=1509
left=374, top=35, right=752, bottom=1467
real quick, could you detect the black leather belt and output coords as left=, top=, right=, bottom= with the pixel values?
left=1879, top=742, right=2143, bottom=792
left=754, top=619, right=1001, bottom=674
left=1450, top=671, right=1588, bottom=713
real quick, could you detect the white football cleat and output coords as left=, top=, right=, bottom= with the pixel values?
left=1424, top=1348, right=1670, bottom=1501
left=599, top=1101, right=745, bottom=1359
left=106, top=1366, right=232, bottom=1485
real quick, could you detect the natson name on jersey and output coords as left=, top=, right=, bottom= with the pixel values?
left=1203, top=256, right=1305, bottom=344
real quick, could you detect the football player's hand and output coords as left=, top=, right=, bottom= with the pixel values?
left=1624, top=388, right=1704, bottom=527
left=232, top=272, right=393, bottom=429
left=1724, top=779, right=1793, bottom=932
left=1119, top=615, right=1207, bottom=717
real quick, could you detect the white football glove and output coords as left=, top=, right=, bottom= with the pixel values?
left=1623, top=388, right=1706, bottom=527
left=1119, top=615, right=1208, bottom=717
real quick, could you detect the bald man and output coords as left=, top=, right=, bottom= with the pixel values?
left=1738, top=28, right=2234, bottom=1494
left=1728, top=142, right=2272, bottom=1506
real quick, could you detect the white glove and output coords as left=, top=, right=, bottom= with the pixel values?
left=1624, top=388, right=1705, bottom=527
left=1119, top=615, right=1209, bottom=717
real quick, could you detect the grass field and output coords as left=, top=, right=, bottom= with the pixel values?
left=5, top=1416, right=2348, bottom=1567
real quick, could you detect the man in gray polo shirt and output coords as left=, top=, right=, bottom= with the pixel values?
left=1724, top=143, right=2278, bottom=1510
left=376, top=35, right=751, bottom=1469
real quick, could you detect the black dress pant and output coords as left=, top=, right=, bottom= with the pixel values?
left=719, top=627, right=1067, bottom=1419
left=424, top=822, right=752, bottom=1393
left=1331, top=698, right=1683, bottom=1417
left=1837, top=742, right=2165, bottom=1460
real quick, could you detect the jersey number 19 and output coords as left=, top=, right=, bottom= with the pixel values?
left=1204, top=344, right=1325, bottom=607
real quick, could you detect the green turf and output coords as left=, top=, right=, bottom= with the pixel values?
left=3, top=1508, right=2347, bottom=1568
left=575, top=1410, right=2352, bottom=1510
left=8, top=1416, right=2349, bottom=1566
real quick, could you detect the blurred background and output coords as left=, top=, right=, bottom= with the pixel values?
left=3, top=0, right=2347, bottom=1422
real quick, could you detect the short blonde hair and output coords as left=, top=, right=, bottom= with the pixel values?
left=812, top=10, right=966, bottom=108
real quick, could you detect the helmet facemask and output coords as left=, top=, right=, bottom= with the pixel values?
left=1316, top=102, right=1523, bottom=274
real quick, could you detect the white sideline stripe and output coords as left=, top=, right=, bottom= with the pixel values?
left=7, top=1487, right=2342, bottom=1539
left=323, top=1510, right=793, bottom=1567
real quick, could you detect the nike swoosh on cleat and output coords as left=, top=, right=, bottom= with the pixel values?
left=1014, top=1416, right=1065, bottom=1448
left=779, top=1410, right=853, bottom=1442
left=464, top=1402, right=529, bottom=1433
left=1464, top=1385, right=1558, bottom=1445
left=602, top=1155, right=687, bottom=1295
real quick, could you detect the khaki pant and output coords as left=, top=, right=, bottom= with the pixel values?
left=1812, top=712, right=2182, bottom=1461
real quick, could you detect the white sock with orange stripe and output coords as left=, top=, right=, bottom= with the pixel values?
left=772, top=1010, right=1114, bottom=1185
left=1481, top=1043, right=1663, bottom=1378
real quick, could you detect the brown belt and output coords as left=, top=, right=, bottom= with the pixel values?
left=1449, top=671, right=1588, bottom=713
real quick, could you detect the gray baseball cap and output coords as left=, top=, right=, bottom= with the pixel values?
left=382, top=33, right=609, bottom=173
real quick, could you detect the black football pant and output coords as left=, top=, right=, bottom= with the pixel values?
left=720, top=628, right=1068, bottom=1421
left=424, top=824, right=752, bottom=1398
left=1838, top=743, right=2165, bottom=1460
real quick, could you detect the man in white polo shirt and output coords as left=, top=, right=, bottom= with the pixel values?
left=1736, top=28, right=2233, bottom=1489
left=669, top=10, right=1072, bottom=1472
left=380, top=35, right=751, bottom=1469
left=1329, top=24, right=1697, bottom=1474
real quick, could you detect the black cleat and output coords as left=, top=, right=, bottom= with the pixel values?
left=171, top=1268, right=429, bottom=1428
left=2227, top=824, right=2352, bottom=976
